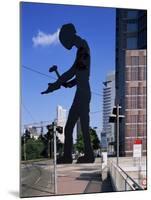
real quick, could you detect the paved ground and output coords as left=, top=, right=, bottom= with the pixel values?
left=20, top=160, right=55, bottom=198
left=20, top=158, right=113, bottom=197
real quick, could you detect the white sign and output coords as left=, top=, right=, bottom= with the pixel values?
left=133, top=144, right=142, bottom=158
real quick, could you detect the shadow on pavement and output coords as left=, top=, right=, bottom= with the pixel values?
left=101, top=174, right=114, bottom=192
left=76, top=170, right=114, bottom=193
left=76, top=172, right=101, bottom=181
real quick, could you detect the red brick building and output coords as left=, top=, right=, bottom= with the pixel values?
left=125, top=50, right=146, bottom=156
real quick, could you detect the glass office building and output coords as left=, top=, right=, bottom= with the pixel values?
left=102, top=72, right=115, bottom=155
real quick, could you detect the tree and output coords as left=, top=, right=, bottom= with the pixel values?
left=21, top=129, right=31, bottom=160
left=75, top=127, right=100, bottom=153
left=38, top=128, right=63, bottom=158
left=76, top=133, right=84, bottom=153
left=24, top=138, right=45, bottom=160
left=21, top=125, right=65, bottom=160
left=21, top=129, right=31, bottom=146
left=89, top=127, right=100, bottom=150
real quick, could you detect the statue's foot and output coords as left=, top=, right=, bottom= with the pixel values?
left=76, top=155, right=95, bottom=164
left=57, top=156, right=72, bottom=164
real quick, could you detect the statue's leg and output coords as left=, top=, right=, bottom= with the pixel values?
left=77, top=105, right=94, bottom=163
left=63, top=104, right=79, bottom=160
left=80, top=108, right=94, bottom=157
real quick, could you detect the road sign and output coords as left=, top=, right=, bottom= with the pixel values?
left=133, top=139, right=142, bottom=158
left=134, top=139, right=142, bottom=145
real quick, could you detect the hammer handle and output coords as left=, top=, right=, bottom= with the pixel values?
left=54, top=70, right=68, bottom=88
left=55, top=70, right=60, bottom=78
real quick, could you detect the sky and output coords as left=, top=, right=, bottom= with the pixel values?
left=21, top=2, right=116, bottom=137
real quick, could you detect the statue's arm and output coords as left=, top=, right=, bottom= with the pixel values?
left=56, top=64, right=76, bottom=86
left=64, top=78, right=77, bottom=88
left=41, top=64, right=76, bottom=94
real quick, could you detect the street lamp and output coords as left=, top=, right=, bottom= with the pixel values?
left=49, top=120, right=63, bottom=195
left=93, top=126, right=103, bottom=180
left=109, top=104, right=124, bottom=165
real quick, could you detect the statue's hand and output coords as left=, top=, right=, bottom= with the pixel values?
left=41, top=82, right=60, bottom=95
left=63, top=82, right=73, bottom=88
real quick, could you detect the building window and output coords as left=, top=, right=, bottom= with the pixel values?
left=143, top=87, right=146, bottom=95
left=131, top=96, right=138, bottom=108
left=131, top=67, right=138, bottom=81
left=127, top=37, right=137, bottom=49
left=126, top=96, right=138, bottom=109
left=125, top=139, right=133, bottom=151
left=138, top=124, right=146, bottom=137
left=125, top=86, right=139, bottom=96
left=131, top=56, right=139, bottom=65
left=125, top=68, right=131, bottom=81
left=130, top=87, right=138, bottom=95
left=127, top=23, right=138, bottom=32
left=126, top=56, right=131, bottom=66
left=126, top=114, right=138, bottom=123
left=139, top=56, right=146, bottom=65
left=138, top=96, right=146, bottom=109
left=127, top=10, right=138, bottom=19
left=138, top=67, right=146, bottom=80
left=125, top=124, right=137, bottom=137
left=144, top=66, right=147, bottom=80
left=138, top=30, right=147, bottom=48
left=138, top=114, right=146, bottom=123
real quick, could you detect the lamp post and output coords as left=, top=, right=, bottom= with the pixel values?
left=52, top=120, right=63, bottom=195
left=116, top=104, right=120, bottom=165
left=93, top=126, right=103, bottom=180
left=53, top=121, right=57, bottom=195
left=109, top=104, right=124, bottom=166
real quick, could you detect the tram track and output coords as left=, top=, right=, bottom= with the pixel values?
left=20, top=160, right=54, bottom=197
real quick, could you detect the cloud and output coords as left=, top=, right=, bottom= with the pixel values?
left=32, top=29, right=60, bottom=47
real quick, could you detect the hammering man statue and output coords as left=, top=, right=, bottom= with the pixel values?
left=41, top=23, right=94, bottom=164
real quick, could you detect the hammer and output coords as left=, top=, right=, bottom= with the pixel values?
left=49, top=65, right=68, bottom=88
left=49, top=65, right=60, bottom=78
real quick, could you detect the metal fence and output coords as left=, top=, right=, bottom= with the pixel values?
left=108, top=161, right=144, bottom=191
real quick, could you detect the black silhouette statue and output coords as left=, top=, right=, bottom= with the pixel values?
left=41, top=23, right=94, bottom=164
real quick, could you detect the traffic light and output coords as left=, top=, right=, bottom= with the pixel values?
left=56, top=126, right=63, bottom=134
left=46, top=124, right=63, bottom=134
left=109, top=105, right=124, bottom=123
left=46, top=124, right=53, bottom=132
left=109, top=104, right=125, bottom=165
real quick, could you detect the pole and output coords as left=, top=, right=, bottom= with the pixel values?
left=138, top=157, right=141, bottom=185
left=24, top=136, right=26, bottom=161
left=53, top=121, right=57, bottom=195
left=40, top=121, right=43, bottom=135
left=116, top=104, right=119, bottom=166
left=100, top=146, right=102, bottom=181
left=48, top=138, right=50, bottom=158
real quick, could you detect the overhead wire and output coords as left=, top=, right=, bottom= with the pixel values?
left=22, top=103, right=37, bottom=122
left=22, top=65, right=103, bottom=126
left=22, top=65, right=103, bottom=97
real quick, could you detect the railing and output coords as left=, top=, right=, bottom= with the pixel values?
left=108, top=161, right=144, bottom=191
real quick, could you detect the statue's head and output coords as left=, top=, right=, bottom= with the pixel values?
left=59, top=23, right=76, bottom=50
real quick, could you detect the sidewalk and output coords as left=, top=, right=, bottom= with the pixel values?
left=57, top=158, right=113, bottom=195
left=20, top=158, right=114, bottom=197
